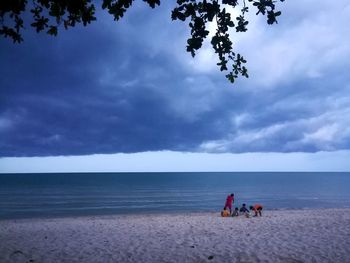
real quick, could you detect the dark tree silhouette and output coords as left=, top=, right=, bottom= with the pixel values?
left=0, top=0, right=284, bottom=83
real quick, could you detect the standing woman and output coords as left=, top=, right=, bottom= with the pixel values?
left=224, top=193, right=235, bottom=215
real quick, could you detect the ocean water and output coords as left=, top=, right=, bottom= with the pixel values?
left=0, top=172, right=349, bottom=219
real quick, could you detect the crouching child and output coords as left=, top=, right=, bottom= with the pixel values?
left=250, top=204, right=263, bottom=217
left=221, top=207, right=230, bottom=217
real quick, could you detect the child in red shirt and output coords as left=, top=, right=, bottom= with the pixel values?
left=224, top=193, right=234, bottom=214
left=250, top=204, right=263, bottom=217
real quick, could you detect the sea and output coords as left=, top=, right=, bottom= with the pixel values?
left=0, top=172, right=349, bottom=219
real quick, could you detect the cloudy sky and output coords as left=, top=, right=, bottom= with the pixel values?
left=1, top=0, right=350, bottom=172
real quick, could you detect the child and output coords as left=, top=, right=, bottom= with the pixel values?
left=250, top=204, right=263, bottom=217
left=221, top=207, right=230, bottom=217
left=224, top=193, right=234, bottom=214
left=231, top=207, right=239, bottom=217
left=239, top=204, right=250, bottom=218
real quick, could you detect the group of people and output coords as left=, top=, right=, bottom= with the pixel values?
left=221, top=193, right=263, bottom=218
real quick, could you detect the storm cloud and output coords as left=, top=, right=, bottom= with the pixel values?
left=1, top=1, right=350, bottom=157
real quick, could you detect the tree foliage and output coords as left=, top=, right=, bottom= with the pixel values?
left=0, top=0, right=284, bottom=83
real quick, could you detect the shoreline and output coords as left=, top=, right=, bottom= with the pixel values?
left=1, top=208, right=350, bottom=262
left=1, top=206, right=350, bottom=221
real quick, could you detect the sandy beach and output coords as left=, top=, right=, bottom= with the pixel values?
left=1, top=208, right=350, bottom=263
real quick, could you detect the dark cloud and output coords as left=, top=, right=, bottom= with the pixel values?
left=1, top=1, right=350, bottom=157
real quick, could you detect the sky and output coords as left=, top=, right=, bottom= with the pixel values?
left=1, top=1, right=350, bottom=172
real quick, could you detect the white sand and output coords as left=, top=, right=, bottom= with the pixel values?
left=1, top=209, right=350, bottom=263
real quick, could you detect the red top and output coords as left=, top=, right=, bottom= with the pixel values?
left=225, top=195, right=234, bottom=207
left=254, top=204, right=263, bottom=210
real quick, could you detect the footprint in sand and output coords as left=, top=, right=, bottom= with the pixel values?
left=235, top=252, right=259, bottom=263
left=9, top=250, right=27, bottom=262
